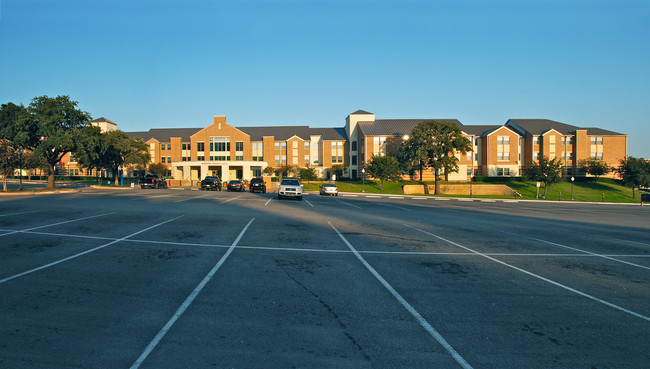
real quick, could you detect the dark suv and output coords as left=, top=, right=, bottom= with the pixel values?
left=201, top=176, right=221, bottom=191
left=249, top=178, right=267, bottom=193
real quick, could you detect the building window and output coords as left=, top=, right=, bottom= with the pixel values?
left=275, top=155, right=280, bottom=164
left=352, top=155, right=357, bottom=165
left=252, top=167, right=262, bottom=177
left=533, top=136, right=539, bottom=145
left=236, top=155, right=243, bottom=161
left=497, top=136, right=510, bottom=161
left=281, top=142, right=286, bottom=150
left=304, top=142, right=310, bottom=150
left=210, top=137, right=230, bottom=152
left=292, top=141, right=298, bottom=149
left=197, top=156, right=204, bottom=161
left=197, top=142, right=205, bottom=152
left=281, top=155, right=286, bottom=164
left=351, top=141, right=357, bottom=151
left=161, top=157, right=166, bottom=163
left=304, top=155, right=309, bottom=164
left=252, top=142, right=263, bottom=161
left=235, top=141, right=244, bottom=151
left=275, top=142, right=280, bottom=150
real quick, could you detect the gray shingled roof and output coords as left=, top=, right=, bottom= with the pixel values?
left=506, top=119, right=624, bottom=136
left=462, top=125, right=503, bottom=136
left=359, top=119, right=464, bottom=137
left=350, top=110, right=373, bottom=115
left=311, top=127, right=348, bottom=141
left=506, top=119, right=579, bottom=135
left=91, top=117, right=116, bottom=124
left=583, top=127, right=626, bottom=136
left=238, top=126, right=312, bottom=141
left=128, top=128, right=202, bottom=142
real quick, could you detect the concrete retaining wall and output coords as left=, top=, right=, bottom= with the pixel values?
left=403, top=184, right=514, bottom=196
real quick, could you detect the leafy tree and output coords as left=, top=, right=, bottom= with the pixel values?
left=0, top=102, right=38, bottom=149
left=366, top=154, right=402, bottom=193
left=329, top=164, right=344, bottom=179
left=580, top=158, right=610, bottom=182
left=148, top=162, right=169, bottom=177
left=0, top=140, right=18, bottom=191
left=26, top=96, right=92, bottom=189
left=615, top=157, right=650, bottom=199
left=399, top=120, right=472, bottom=194
left=298, top=167, right=318, bottom=184
left=75, top=128, right=149, bottom=185
left=524, top=155, right=564, bottom=198
left=263, top=166, right=277, bottom=177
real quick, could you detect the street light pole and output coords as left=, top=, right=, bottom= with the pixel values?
left=361, top=168, right=365, bottom=192
left=571, top=176, right=575, bottom=200
left=18, top=148, right=24, bottom=191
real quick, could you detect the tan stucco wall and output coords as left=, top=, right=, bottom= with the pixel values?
left=403, top=184, right=514, bottom=195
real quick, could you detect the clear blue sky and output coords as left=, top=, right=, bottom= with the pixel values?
left=1, top=0, right=649, bottom=157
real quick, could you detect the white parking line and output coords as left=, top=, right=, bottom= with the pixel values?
left=365, top=195, right=380, bottom=198
left=0, top=212, right=115, bottom=238
left=389, top=196, right=404, bottom=199
left=336, top=199, right=362, bottom=209
left=405, top=224, right=650, bottom=322
left=0, top=215, right=184, bottom=284
left=377, top=203, right=410, bottom=211
left=501, top=230, right=650, bottom=271
left=264, top=197, right=273, bottom=206
left=303, top=198, right=314, bottom=207
left=174, top=194, right=210, bottom=203
left=7, top=228, right=650, bottom=260
left=130, top=218, right=255, bottom=369
left=329, top=222, right=473, bottom=369
left=218, top=196, right=241, bottom=204
left=0, top=210, right=41, bottom=217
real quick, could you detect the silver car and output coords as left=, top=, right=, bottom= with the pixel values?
left=278, top=178, right=303, bottom=200
left=319, top=183, right=338, bottom=196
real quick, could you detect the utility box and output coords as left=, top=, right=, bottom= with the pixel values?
left=641, top=193, right=650, bottom=206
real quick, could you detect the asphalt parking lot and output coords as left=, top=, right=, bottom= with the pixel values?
left=1, top=188, right=649, bottom=368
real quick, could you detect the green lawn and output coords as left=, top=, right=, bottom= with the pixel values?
left=303, top=178, right=641, bottom=203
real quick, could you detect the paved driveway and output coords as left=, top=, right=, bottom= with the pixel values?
left=1, top=188, right=649, bottom=368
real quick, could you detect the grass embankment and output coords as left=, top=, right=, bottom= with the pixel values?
left=303, top=178, right=640, bottom=203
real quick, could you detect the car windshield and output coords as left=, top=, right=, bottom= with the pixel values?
left=281, top=179, right=300, bottom=186
left=229, top=180, right=241, bottom=184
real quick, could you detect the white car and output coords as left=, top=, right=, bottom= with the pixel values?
left=278, top=178, right=303, bottom=200
left=319, top=183, right=338, bottom=196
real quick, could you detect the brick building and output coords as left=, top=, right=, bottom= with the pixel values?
left=59, top=111, right=628, bottom=183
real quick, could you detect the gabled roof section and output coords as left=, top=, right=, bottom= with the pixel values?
left=506, top=119, right=579, bottom=135
left=358, top=119, right=463, bottom=137
left=484, top=125, right=521, bottom=137
left=238, top=126, right=312, bottom=141
left=350, top=110, right=373, bottom=115
left=91, top=117, right=116, bottom=124
left=128, top=128, right=202, bottom=142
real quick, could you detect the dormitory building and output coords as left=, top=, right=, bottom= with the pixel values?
left=73, top=110, right=627, bottom=183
